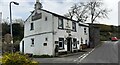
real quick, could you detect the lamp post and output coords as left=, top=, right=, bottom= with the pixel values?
left=9, top=1, right=19, bottom=53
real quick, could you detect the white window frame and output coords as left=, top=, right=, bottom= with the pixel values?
left=58, top=18, right=64, bottom=29
left=59, top=38, right=64, bottom=50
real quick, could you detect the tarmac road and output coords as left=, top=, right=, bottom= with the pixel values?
left=76, top=41, right=119, bottom=63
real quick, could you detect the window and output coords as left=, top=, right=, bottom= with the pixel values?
left=45, top=17, right=47, bottom=21
left=59, top=38, right=64, bottom=49
left=72, top=22, right=76, bottom=32
left=84, top=28, right=87, bottom=34
left=43, top=43, right=47, bottom=46
left=31, top=38, right=34, bottom=47
left=58, top=18, right=63, bottom=29
left=73, top=38, right=77, bottom=49
left=45, top=38, right=48, bottom=41
left=30, top=22, right=34, bottom=30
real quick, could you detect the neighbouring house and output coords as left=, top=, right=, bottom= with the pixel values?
left=20, top=0, right=89, bottom=56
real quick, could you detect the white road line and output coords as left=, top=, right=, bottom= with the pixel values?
left=78, top=48, right=95, bottom=63
left=112, top=41, right=119, bottom=45
left=74, top=53, right=86, bottom=62
left=74, top=48, right=95, bottom=63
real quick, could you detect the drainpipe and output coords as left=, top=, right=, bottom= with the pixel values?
left=52, top=15, right=55, bottom=56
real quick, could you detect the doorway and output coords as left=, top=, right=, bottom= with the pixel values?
left=22, top=41, right=24, bottom=54
left=66, top=37, right=72, bottom=52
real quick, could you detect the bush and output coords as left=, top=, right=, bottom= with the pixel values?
left=2, top=52, right=39, bottom=65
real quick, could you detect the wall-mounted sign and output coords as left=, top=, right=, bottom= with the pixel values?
left=32, top=13, right=42, bottom=21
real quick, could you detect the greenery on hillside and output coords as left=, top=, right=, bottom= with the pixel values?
left=94, top=24, right=119, bottom=41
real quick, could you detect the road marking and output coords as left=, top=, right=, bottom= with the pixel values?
left=112, top=41, right=119, bottom=46
left=78, top=48, right=95, bottom=63
left=114, top=41, right=119, bottom=44
left=74, top=48, right=95, bottom=63
left=74, top=53, right=86, bottom=62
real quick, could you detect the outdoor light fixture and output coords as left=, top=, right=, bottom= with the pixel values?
left=9, top=1, right=19, bottom=53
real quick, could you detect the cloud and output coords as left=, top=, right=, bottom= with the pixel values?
left=0, top=0, right=119, bottom=25
left=1, top=0, right=34, bottom=20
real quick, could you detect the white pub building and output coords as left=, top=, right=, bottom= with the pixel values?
left=20, top=0, right=89, bottom=56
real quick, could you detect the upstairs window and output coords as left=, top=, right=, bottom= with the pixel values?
left=72, top=22, right=76, bottom=32
left=30, top=22, right=34, bottom=30
left=45, top=17, right=47, bottom=21
left=58, top=18, right=63, bottom=29
left=59, top=38, right=64, bottom=50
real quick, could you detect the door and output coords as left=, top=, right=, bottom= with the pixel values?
left=67, top=38, right=72, bottom=52
left=22, top=41, right=24, bottom=54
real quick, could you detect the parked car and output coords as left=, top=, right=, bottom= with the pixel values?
left=111, top=37, right=118, bottom=41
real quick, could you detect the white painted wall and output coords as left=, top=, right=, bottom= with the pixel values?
left=20, top=9, right=89, bottom=55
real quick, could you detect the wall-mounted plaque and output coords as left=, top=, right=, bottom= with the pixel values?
left=32, top=13, right=42, bottom=21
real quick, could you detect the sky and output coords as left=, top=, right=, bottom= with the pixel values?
left=0, top=0, right=120, bottom=26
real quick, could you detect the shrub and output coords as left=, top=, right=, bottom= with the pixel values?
left=2, top=52, right=39, bottom=65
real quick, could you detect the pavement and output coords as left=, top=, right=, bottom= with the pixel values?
left=58, top=48, right=93, bottom=58
left=33, top=47, right=94, bottom=63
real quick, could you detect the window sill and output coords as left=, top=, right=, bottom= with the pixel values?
left=30, top=29, right=34, bottom=31
left=59, top=48, right=65, bottom=50
left=58, top=27, right=64, bottom=30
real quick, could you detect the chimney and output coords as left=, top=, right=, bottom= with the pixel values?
left=34, top=0, right=42, bottom=10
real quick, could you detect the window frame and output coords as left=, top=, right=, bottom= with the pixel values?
left=73, top=38, right=77, bottom=49
left=72, top=22, right=76, bottom=32
left=58, top=17, right=64, bottom=29
left=59, top=38, right=64, bottom=50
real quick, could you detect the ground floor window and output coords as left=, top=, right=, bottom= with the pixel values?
left=31, top=38, right=34, bottom=47
left=73, top=38, right=77, bottom=49
left=59, top=38, right=64, bottom=50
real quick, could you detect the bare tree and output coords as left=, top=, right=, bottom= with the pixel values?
left=65, top=0, right=110, bottom=23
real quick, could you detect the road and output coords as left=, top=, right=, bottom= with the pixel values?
left=75, top=41, right=118, bottom=63
left=34, top=41, right=119, bottom=63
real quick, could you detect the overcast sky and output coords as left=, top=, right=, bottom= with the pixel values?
left=0, top=0, right=119, bottom=26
